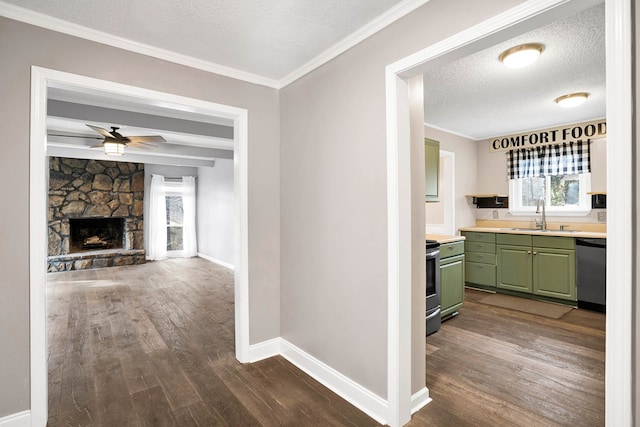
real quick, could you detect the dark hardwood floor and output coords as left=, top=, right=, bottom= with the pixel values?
left=412, top=289, right=605, bottom=426
left=47, top=259, right=605, bottom=426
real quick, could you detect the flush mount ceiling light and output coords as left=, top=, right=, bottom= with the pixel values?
left=554, top=92, right=590, bottom=108
left=499, top=43, right=544, bottom=69
left=103, top=141, right=125, bottom=155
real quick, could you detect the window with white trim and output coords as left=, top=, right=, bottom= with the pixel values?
left=507, top=141, right=592, bottom=216
left=164, top=181, right=184, bottom=252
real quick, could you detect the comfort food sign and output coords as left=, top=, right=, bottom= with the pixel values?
left=489, top=119, right=606, bottom=152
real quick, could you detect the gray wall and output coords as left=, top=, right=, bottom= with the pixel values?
left=279, top=0, right=525, bottom=398
left=197, top=161, right=235, bottom=266
left=0, top=17, right=280, bottom=416
left=425, top=125, right=479, bottom=232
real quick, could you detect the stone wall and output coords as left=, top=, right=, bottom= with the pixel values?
left=47, top=157, right=146, bottom=271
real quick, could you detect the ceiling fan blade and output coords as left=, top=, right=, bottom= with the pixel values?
left=126, top=135, right=166, bottom=144
left=47, top=133, right=102, bottom=139
left=127, top=141, right=158, bottom=148
left=86, top=124, right=115, bottom=138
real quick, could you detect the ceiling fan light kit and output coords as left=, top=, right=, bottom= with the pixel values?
left=49, top=124, right=166, bottom=157
left=103, top=141, right=125, bottom=155
left=499, top=43, right=544, bottom=69
left=555, top=92, right=589, bottom=108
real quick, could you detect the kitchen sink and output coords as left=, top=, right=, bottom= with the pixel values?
left=500, top=228, right=580, bottom=233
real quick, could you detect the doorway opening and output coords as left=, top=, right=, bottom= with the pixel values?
left=29, top=67, right=250, bottom=425
left=385, top=0, right=631, bottom=425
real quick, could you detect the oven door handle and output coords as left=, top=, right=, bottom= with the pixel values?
left=426, top=307, right=441, bottom=321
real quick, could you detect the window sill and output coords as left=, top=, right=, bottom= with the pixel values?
left=508, top=209, right=592, bottom=217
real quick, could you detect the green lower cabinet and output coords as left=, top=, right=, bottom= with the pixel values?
left=533, top=247, right=576, bottom=300
left=496, top=245, right=533, bottom=293
left=440, top=254, right=464, bottom=318
left=495, top=234, right=576, bottom=302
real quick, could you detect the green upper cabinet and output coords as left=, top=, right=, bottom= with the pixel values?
left=424, top=138, right=439, bottom=202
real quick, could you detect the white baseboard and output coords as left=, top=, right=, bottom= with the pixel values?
left=247, top=337, right=281, bottom=362
left=0, top=411, right=30, bottom=427
left=411, top=387, right=431, bottom=414
left=278, top=338, right=389, bottom=425
left=247, top=337, right=389, bottom=424
left=197, top=253, right=235, bottom=270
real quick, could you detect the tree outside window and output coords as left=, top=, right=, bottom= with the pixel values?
left=166, top=195, right=184, bottom=251
left=510, top=173, right=590, bottom=215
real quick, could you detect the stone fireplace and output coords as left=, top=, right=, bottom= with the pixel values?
left=47, top=157, right=146, bottom=272
left=69, top=217, right=125, bottom=252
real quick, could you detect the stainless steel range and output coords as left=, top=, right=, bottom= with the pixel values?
left=426, top=239, right=441, bottom=335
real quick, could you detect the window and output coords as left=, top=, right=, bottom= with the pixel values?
left=507, top=141, right=591, bottom=215
left=165, top=193, right=184, bottom=251
left=509, top=172, right=591, bottom=215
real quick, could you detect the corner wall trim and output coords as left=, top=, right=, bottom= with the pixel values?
left=247, top=338, right=282, bottom=362
left=411, top=387, right=431, bottom=414
left=0, top=411, right=30, bottom=427
left=197, top=253, right=235, bottom=270
left=247, top=337, right=389, bottom=424
left=279, top=338, right=389, bottom=425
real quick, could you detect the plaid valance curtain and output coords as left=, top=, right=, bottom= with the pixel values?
left=507, top=141, right=591, bottom=179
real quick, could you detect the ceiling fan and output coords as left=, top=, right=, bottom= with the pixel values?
left=49, top=124, right=167, bottom=156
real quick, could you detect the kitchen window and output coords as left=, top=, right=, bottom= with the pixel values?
left=509, top=173, right=591, bottom=215
left=507, top=141, right=591, bottom=215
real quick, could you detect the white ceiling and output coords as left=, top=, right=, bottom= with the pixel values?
left=2, top=0, right=606, bottom=148
left=1, top=0, right=413, bottom=84
left=424, top=3, right=605, bottom=140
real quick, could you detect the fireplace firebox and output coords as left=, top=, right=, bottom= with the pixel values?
left=69, top=217, right=125, bottom=253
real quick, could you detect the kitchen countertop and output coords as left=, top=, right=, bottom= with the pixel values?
left=426, top=234, right=466, bottom=244
left=459, top=226, right=606, bottom=239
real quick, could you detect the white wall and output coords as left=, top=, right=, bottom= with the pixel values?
left=475, top=138, right=607, bottom=224
left=425, top=126, right=478, bottom=233
left=197, top=160, right=235, bottom=267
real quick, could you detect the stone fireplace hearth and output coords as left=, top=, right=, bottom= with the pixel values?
left=47, top=157, right=146, bottom=272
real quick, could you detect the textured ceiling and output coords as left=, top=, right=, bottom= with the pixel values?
left=3, top=0, right=606, bottom=146
left=424, top=3, right=605, bottom=140
left=2, top=0, right=408, bottom=81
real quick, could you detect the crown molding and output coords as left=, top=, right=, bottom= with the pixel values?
left=0, top=1, right=280, bottom=89
left=278, top=0, right=431, bottom=88
left=423, top=121, right=480, bottom=141
left=0, top=0, right=430, bottom=90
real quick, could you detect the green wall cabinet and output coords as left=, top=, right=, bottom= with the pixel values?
left=425, top=138, right=440, bottom=202
left=440, top=241, right=465, bottom=319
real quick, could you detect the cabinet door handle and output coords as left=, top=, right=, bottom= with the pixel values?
left=527, top=251, right=531, bottom=255
left=533, top=251, right=537, bottom=255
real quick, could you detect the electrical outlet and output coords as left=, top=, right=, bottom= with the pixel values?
left=492, top=210, right=499, bottom=219
left=597, top=211, right=606, bottom=222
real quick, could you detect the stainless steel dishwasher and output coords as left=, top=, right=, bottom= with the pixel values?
left=576, top=238, right=606, bottom=312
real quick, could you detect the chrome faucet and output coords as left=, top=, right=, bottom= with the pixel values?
left=535, top=197, right=547, bottom=230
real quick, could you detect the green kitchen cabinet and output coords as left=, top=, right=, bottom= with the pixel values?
left=462, top=231, right=496, bottom=288
left=496, top=244, right=533, bottom=293
left=424, top=138, right=440, bottom=202
left=533, top=247, right=576, bottom=301
left=440, top=241, right=465, bottom=319
left=496, top=234, right=576, bottom=301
